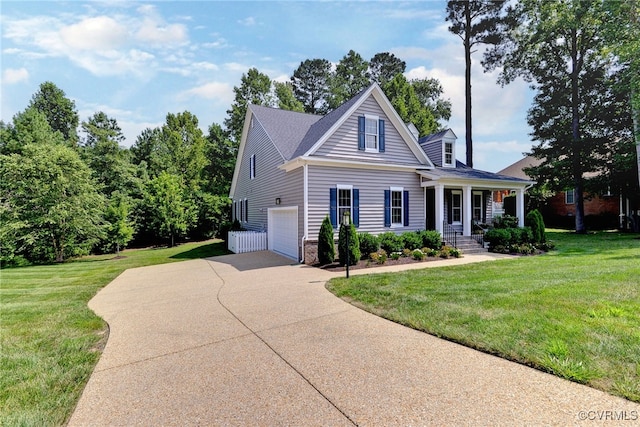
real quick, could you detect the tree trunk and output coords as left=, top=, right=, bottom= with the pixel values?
left=570, top=28, right=586, bottom=234
left=464, top=1, right=473, bottom=168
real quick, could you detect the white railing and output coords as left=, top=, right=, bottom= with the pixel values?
left=228, top=231, right=268, bottom=254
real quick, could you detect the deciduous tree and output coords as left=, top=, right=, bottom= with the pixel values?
left=27, top=81, right=79, bottom=144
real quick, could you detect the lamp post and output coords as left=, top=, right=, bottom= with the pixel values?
left=342, top=211, right=350, bottom=279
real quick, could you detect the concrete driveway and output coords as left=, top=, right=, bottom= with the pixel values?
left=69, top=252, right=639, bottom=426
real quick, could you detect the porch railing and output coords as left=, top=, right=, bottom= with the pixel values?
left=471, top=220, right=488, bottom=246
left=442, top=222, right=459, bottom=249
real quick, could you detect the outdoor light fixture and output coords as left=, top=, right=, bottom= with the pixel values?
left=275, top=198, right=281, bottom=205
left=342, top=211, right=350, bottom=279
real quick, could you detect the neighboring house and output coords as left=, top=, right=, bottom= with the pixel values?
left=498, top=155, right=634, bottom=229
left=229, top=83, right=534, bottom=262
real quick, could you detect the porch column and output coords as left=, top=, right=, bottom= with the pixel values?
left=434, top=184, right=444, bottom=235
left=463, top=185, right=472, bottom=236
left=516, top=188, right=525, bottom=227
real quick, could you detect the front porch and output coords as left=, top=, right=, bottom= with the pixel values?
left=418, top=170, right=532, bottom=239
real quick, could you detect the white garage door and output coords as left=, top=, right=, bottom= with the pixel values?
left=268, top=207, right=298, bottom=260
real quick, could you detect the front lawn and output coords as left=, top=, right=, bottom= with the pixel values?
left=327, top=231, right=640, bottom=402
left=0, top=240, right=229, bottom=427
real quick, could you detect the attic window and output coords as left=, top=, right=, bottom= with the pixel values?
left=444, top=142, right=453, bottom=166
left=365, top=116, right=378, bottom=151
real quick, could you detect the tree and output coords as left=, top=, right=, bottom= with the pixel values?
left=338, top=220, right=360, bottom=266
left=0, top=141, right=104, bottom=262
left=27, top=81, right=79, bottom=144
left=318, top=215, right=335, bottom=265
left=131, top=127, right=162, bottom=167
left=204, top=123, right=237, bottom=195
left=290, top=58, right=332, bottom=114
left=225, top=68, right=274, bottom=142
left=446, top=0, right=507, bottom=168
left=410, top=78, right=452, bottom=128
left=602, top=0, right=640, bottom=188
left=103, top=192, right=135, bottom=255
left=328, top=50, right=370, bottom=110
left=81, top=112, right=139, bottom=197
left=274, top=81, right=305, bottom=112
left=369, top=52, right=406, bottom=87
left=484, top=0, right=613, bottom=234
left=383, top=74, right=438, bottom=137
left=1, top=107, right=65, bottom=155
left=143, top=172, right=194, bottom=247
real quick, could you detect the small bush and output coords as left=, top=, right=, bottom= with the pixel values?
left=358, top=232, right=379, bottom=260
left=485, top=228, right=512, bottom=248
left=338, top=222, right=360, bottom=266
left=370, top=249, right=387, bottom=264
left=449, top=247, right=461, bottom=258
left=423, top=247, right=438, bottom=257
left=412, top=249, right=425, bottom=260
left=379, top=232, right=403, bottom=253
left=390, top=252, right=401, bottom=260
left=402, top=248, right=413, bottom=257
left=318, top=216, right=335, bottom=265
left=493, top=215, right=519, bottom=229
left=419, top=230, right=442, bottom=249
left=401, top=232, right=423, bottom=250
left=514, top=227, right=533, bottom=244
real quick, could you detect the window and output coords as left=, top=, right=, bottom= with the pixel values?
left=358, top=116, right=385, bottom=152
left=338, top=187, right=352, bottom=221
left=444, top=142, right=453, bottom=166
left=365, top=116, right=378, bottom=150
left=249, top=154, right=256, bottom=180
left=565, top=188, right=575, bottom=204
left=385, top=188, right=409, bottom=227
left=391, top=189, right=403, bottom=225
left=329, top=186, right=359, bottom=228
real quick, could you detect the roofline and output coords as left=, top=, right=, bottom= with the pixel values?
left=303, top=83, right=434, bottom=167
left=229, top=108, right=255, bottom=197
left=417, top=170, right=535, bottom=188
left=280, top=156, right=433, bottom=173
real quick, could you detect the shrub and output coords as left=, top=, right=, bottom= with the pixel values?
left=514, top=227, right=533, bottom=244
left=402, top=248, right=413, bottom=257
left=485, top=228, right=512, bottom=248
left=390, top=252, right=401, bottom=261
left=439, top=246, right=454, bottom=258
left=412, top=249, right=425, bottom=260
left=338, top=222, right=360, bottom=266
left=448, top=247, right=461, bottom=258
left=423, top=247, right=438, bottom=257
left=358, top=233, right=379, bottom=259
left=493, top=215, right=519, bottom=229
left=370, top=249, right=387, bottom=264
left=419, top=230, right=442, bottom=249
left=378, top=232, right=403, bottom=253
left=318, top=216, right=335, bottom=265
left=401, top=232, right=423, bottom=250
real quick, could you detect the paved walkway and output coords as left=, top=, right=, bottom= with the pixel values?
left=69, top=252, right=639, bottom=426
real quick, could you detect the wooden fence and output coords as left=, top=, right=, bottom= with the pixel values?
left=227, top=231, right=268, bottom=254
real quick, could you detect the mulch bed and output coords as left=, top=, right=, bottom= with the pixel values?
left=315, top=255, right=453, bottom=272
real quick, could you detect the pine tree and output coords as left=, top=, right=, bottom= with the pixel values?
left=318, top=216, right=335, bottom=265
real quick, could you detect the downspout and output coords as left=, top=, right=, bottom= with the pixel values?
left=300, top=163, right=309, bottom=264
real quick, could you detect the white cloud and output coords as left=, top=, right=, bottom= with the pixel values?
left=238, top=16, right=256, bottom=26
left=59, top=16, right=127, bottom=50
left=178, top=82, right=233, bottom=103
left=2, top=68, right=29, bottom=84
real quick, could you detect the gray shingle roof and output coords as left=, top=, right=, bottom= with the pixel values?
left=420, top=165, right=533, bottom=183
left=249, top=105, right=321, bottom=160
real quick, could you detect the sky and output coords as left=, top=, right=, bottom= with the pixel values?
left=1, top=0, right=535, bottom=173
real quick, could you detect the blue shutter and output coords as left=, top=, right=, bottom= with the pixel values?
left=245, top=199, right=249, bottom=222
left=352, top=189, right=359, bottom=228
left=379, top=119, right=385, bottom=152
left=384, top=190, right=391, bottom=227
left=358, top=116, right=365, bottom=151
left=403, top=191, right=409, bottom=226
left=329, top=188, right=337, bottom=228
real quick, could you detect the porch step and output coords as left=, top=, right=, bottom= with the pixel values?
left=443, top=235, right=487, bottom=254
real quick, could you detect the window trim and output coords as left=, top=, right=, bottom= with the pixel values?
left=390, top=186, right=404, bottom=227
left=364, top=114, right=379, bottom=153
left=249, top=154, right=256, bottom=180
left=337, top=184, right=353, bottom=223
left=565, top=188, right=575, bottom=204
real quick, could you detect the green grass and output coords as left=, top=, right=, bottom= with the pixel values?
left=327, top=231, right=640, bottom=402
left=0, top=240, right=230, bottom=427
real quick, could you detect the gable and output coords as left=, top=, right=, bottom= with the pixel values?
left=304, top=85, right=432, bottom=167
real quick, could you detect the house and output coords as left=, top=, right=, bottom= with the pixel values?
left=229, top=83, right=534, bottom=262
left=498, top=155, right=637, bottom=229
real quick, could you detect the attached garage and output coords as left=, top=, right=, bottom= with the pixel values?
left=267, top=207, right=299, bottom=260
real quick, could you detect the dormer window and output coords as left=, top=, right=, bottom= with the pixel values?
left=444, top=141, right=453, bottom=167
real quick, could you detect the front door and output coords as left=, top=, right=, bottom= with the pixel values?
left=451, top=190, right=462, bottom=225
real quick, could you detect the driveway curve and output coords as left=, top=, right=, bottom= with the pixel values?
left=69, top=252, right=639, bottom=426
